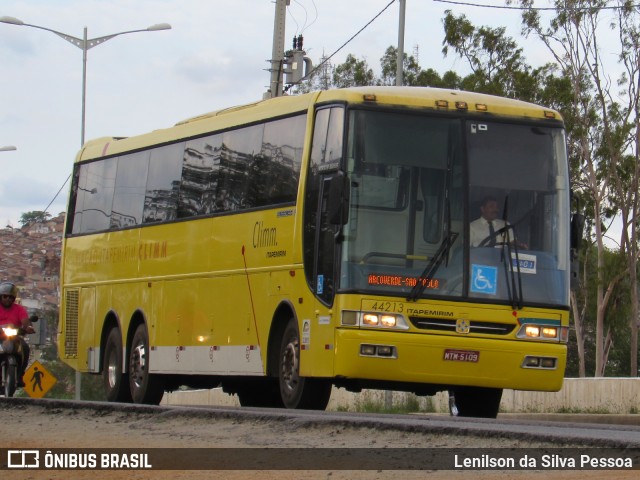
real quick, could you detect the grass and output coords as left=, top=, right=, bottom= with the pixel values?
left=336, top=393, right=437, bottom=414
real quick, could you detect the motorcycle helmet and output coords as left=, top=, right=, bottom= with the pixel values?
left=0, top=282, right=18, bottom=299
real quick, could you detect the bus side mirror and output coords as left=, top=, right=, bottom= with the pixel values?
left=328, top=171, right=350, bottom=225
left=570, top=212, right=584, bottom=289
left=570, top=213, right=584, bottom=251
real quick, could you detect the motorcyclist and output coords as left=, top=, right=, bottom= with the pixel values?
left=0, top=282, right=35, bottom=387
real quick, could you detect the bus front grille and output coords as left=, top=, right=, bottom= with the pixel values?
left=64, top=289, right=79, bottom=358
left=409, top=317, right=516, bottom=335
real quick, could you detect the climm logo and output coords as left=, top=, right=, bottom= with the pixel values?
left=253, top=221, right=277, bottom=248
left=139, top=241, right=168, bottom=260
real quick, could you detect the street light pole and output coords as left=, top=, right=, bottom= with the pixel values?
left=0, top=146, right=17, bottom=152
left=0, top=16, right=171, bottom=145
left=396, top=0, right=406, bottom=87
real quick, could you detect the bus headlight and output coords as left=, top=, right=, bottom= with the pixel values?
left=342, top=311, right=409, bottom=330
left=517, top=322, right=567, bottom=342
left=362, top=313, right=379, bottom=326
left=380, top=315, right=396, bottom=327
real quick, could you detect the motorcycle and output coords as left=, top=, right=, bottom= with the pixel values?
left=0, top=315, right=38, bottom=397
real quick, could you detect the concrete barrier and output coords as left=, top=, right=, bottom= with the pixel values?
left=162, top=378, right=640, bottom=414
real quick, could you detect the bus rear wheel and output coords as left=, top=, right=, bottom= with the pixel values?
left=129, top=324, right=164, bottom=405
left=102, top=328, right=131, bottom=402
left=278, top=319, right=331, bottom=410
left=448, top=386, right=502, bottom=418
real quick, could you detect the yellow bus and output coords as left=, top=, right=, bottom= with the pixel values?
left=59, top=86, right=572, bottom=417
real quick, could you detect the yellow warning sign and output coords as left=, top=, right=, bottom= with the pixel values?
left=23, top=360, right=57, bottom=398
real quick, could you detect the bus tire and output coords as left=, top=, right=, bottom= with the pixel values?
left=129, top=324, right=164, bottom=405
left=102, top=328, right=131, bottom=402
left=278, top=319, right=331, bottom=410
left=448, top=386, right=502, bottom=418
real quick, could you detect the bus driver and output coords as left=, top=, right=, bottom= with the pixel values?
left=470, top=196, right=517, bottom=248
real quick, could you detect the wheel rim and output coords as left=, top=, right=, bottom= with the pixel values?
left=448, top=391, right=459, bottom=416
left=130, top=341, right=146, bottom=389
left=281, top=339, right=300, bottom=394
left=106, top=349, right=118, bottom=389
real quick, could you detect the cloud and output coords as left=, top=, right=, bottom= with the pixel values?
left=175, top=52, right=234, bottom=84
left=0, top=175, right=68, bottom=208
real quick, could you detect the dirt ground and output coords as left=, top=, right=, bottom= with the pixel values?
left=0, top=401, right=636, bottom=480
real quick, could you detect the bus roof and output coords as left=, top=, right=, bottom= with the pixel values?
left=77, top=86, right=562, bottom=162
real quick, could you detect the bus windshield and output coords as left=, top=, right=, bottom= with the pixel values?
left=340, top=109, right=570, bottom=308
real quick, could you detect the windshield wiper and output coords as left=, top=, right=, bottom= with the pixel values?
left=407, top=231, right=458, bottom=302
left=500, top=224, right=524, bottom=310
left=496, top=195, right=522, bottom=309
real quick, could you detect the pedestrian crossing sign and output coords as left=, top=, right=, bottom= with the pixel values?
left=23, top=360, right=57, bottom=398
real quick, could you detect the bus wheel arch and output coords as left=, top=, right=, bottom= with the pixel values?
left=127, top=314, right=164, bottom=405
left=266, top=302, right=295, bottom=378
left=274, top=311, right=331, bottom=410
left=101, top=313, right=131, bottom=402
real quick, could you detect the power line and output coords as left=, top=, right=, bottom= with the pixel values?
left=285, top=0, right=396, bottom=91
left=42, top=174, right=70, bottom=217
left=434, top=0, right=640, bottom=11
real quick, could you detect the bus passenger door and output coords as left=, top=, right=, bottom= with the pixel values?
left=301, top=105, right=345, bottom=377
left=312, top=175, right=340, bottom=305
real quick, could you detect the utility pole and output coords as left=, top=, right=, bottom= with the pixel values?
left=265, top=0, right=312, bottom=99
left=267, top=0, right=289, bottom=99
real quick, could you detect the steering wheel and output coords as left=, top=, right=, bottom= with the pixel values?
left=477, top=225, right=510, bottom=248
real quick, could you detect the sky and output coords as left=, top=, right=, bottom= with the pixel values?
left=0, top=0, right=620, bottom=228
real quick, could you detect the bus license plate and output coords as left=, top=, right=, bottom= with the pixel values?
left=443, top=349, right=479, bottom=363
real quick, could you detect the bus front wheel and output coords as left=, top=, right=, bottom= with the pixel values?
left=448, top=386, right=502, bottom=418
left=129, top=324, right=164, bottom=405
left=102, top=328, right=131, bottom=402
left=278, top=319, right=331, bottom=410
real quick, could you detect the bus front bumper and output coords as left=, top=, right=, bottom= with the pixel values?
left=333, top=328, right=566, bottom=392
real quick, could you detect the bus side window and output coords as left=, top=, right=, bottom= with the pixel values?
left=73, top=158, right=117, bottom=233
left=143, top=142, right=184, bottom=224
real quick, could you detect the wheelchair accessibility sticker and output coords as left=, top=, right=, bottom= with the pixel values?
left=471, top=265, right=498, bottom=295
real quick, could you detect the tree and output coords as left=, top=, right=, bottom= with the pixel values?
left=610, top=0, right=640, bottom=376
left=19, top=211, right=51, bottom=226
left=441, top=10, right=560, bottom=103
left=568, top=243, right=630, bottom=376
left=331, top=54, right=375, bottom=88
left=378, top=46, right=422, bottom=86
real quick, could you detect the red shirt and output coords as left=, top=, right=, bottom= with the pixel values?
left=0, top=303, right=28, bottom=328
